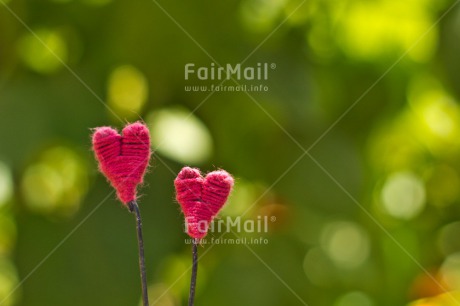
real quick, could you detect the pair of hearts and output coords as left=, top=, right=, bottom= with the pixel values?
left=174, top=167, right=234, bottom=239
left=92, top=122, right=151, bottom=204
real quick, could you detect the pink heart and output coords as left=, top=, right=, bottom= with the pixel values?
left=92, top=122, right=151, bottom=204
left=174, top=167, right=234, bottom=239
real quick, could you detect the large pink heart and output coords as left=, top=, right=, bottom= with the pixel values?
left=174, top=167, right=234, bottom=239
left=92, top=122, right=151, bottom=204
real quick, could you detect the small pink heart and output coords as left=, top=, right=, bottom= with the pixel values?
left=174, top=167, right=234, bottom=239
left=92, top=122, right=151, bottom=204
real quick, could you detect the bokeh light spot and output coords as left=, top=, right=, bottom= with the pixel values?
left=81, top=0, right=112, bottom=6
left=334, top=291, right=375, bottom=306
left=408, top=82, right=460, bottom=154
left=0, top=257, right=19, bottom=306
left=0, top=213, right=17, bottom=256
left=423, top=99, right=456, bottom=138
left=139, top=283, right=178, bottom=306
left=161, top=256, right=189, bottom=298
left=18, top=28, right=67, bottom=74
left=307, top=23, right=336, bottom=61
left=409, top=291, right=460, bottom=306
left=381, top=172, right=426, bottom=220
left=160, top=255, right=206, bottom=299
left=21, top=146, right=89, bottom=218
left=337, top=0, right=437, bottom=62
left=438, top=222, right=460, bottom=257
left=107, top=65, right=148, bottom=120
left=303, top=247, right=336, bottom=286
left=282, top=0, right=311, bottom=26
left=0, top=163, right=13, bottom=206
left=147, top=107, right=213, bottom=164
left=49, top=0, right=72, bottom=3
left=426, top=165, right=460, bottom=207
left=22, top=164, right=62, bottom=211
left=321, top=221, right=370, bottom=269
left=239, top=0, right=286, bottom=32
left=441, top=253, right=460, bottom=291
left=222, top=179, right=258, bottom=217
left=368, top=121, right=425, bottom=173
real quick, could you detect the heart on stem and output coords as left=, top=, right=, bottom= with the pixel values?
left=92, top=122, right=151, bottom=204
left=174, top=167, right=234, bottom=239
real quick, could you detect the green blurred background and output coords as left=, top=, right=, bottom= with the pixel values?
left=1, top=0, right=460, bottom=305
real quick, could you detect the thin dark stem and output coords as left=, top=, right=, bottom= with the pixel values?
left=188, top=238, right=199, bottom=306
left=128, top=200, right=149, bottom=306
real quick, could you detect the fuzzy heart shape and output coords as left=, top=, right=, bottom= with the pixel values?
left=174, top=167, right=234, bottom=239
left=92, top=122, right=151, bottom=204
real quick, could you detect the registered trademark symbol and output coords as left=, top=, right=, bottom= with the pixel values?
left=270, top=63, right=276, bottom=69
left=270, top=216, right=276, bottom=222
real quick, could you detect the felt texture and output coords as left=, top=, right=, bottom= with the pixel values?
left=175, top=167, right=234, bottom=239
left=92, top=122, right=151, bottom=204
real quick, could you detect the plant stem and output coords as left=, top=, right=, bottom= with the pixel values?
left=188, top=238, right=199, bottom=306
left=128, top=200, right=149, bottom=306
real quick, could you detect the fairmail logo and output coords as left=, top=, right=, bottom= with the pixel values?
left=184, top=63, right=276, bottom=81
left=184, top=215, right=275, bottom=234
